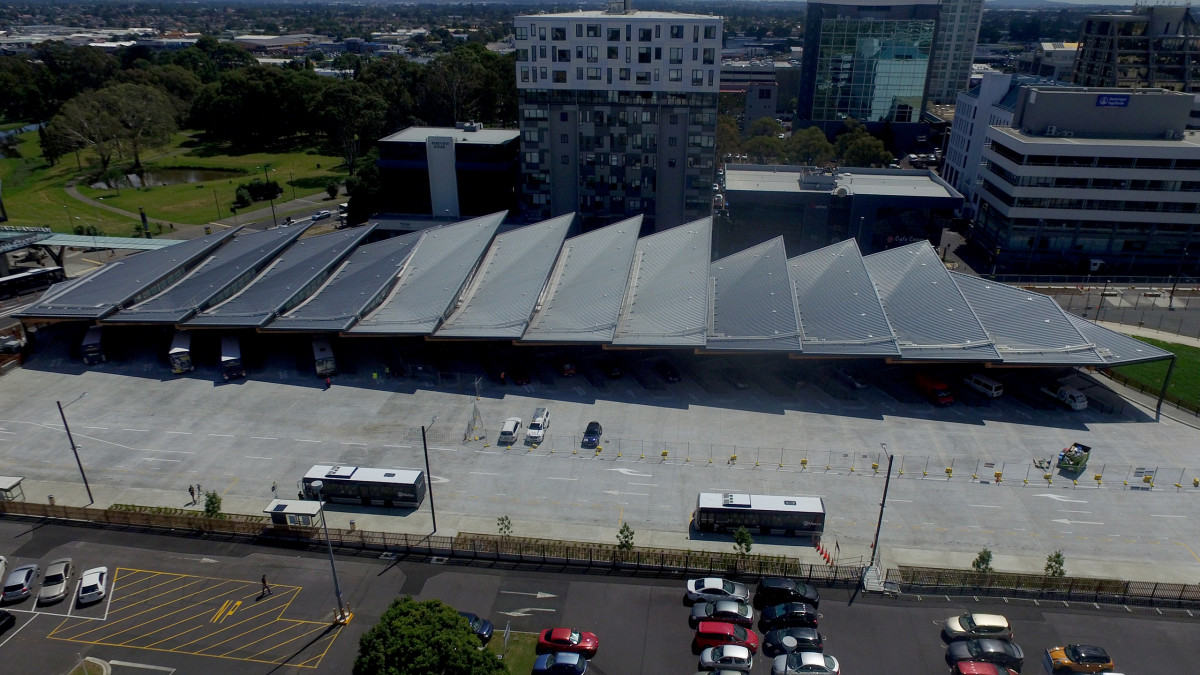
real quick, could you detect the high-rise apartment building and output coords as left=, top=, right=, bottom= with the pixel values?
left=1071, top=6, right=1200, bottom=93
left=798, top=0, right=939, bottom=129
left=514, top=4, right=722, bottom=232
left=926, top=0, right=985, bottom=104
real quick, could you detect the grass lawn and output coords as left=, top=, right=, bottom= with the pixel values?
left=2, top=129, right=346, bottom=234
left=489, top=631, right=539, bottom=673
left=1, top=121, right=28, bottom=132
left=1112, top=337, right=1200, bottom=406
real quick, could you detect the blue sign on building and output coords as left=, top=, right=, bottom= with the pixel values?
left=1096, top=94, right=1130, bottom=107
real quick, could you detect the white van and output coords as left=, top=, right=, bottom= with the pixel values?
left=498, top=417, right=522, bottom=445
left=963, top=373, right=1003, bottom=398
left=527, top=408, right=550, bottom=443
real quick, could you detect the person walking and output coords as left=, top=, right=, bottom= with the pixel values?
left=188, top=485, right=196, bottom=505
left=262, top=574, right=271, bottom=596
left=325, top=376, right=331, bottom=390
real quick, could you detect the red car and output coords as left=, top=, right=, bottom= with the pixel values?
left=693, top=621, right=759, bottom=654
left=537, top=627, right=599, bottom=657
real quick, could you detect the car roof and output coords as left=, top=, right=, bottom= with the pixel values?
left=760, top=577, right=795, bottom=589
left=553, top=652, right=582, bottom=664
left=714, top=644, right=750, bottom=658
left=712, top=599, right=742, bottom=610
left=698, top=621, right=737, bottom=635
left=1072, top=645, right=1109, bottom=659
left=82, top=567, right=106, bottom=578
left=968, top=613, right=1009, bottom=626
left=548, top=627, right=575, bottom=640
left=794, top=652, right=826, bottom=666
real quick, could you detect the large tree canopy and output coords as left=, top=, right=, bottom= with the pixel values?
left=353, top=597, right=506, bottom=675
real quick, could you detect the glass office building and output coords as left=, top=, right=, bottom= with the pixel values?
left=810, top=19, right=933, bottom=123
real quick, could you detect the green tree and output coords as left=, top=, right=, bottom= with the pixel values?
left=353, top=597, right=507, bottom=675
left=716, top=116, right=742, bottom=160
left=95, top=83, right=177, bottom=168
left=425, top=46, right=489, bottom=124
left=1045, top=550, right=1065, bottom=577
left=203, top=490, right=222, bottom=518
left=733, top=526, right=753, bottom=556
left=744, top=135, right=784, bottom=163
left=497, top=514, right=512, bottom=537
left=971, top=547, right=994, bottom=574
left=786, top=126, right=835, bottom=166
left=747, top=117, right=784, bottom=137
left=47, top=92, right=122, bottom=172
left=315, top=80, right=386, bottom=176
left=617, top=522, right=635, bottom=551
left=326, top=181, right=340, bottom=200
left=840, top=135, right=892, bottom=168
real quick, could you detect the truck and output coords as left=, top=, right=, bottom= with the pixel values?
left=913, top=373, right=953, bottom=406
left=1040, top=382, right=1087, bottom=410
left=81, top=326, right=105, bottom=365
left=312, top=337, right=336, bottom=377
left=220, top=336, right=246, bottom=380
left=168, top=331, right=194, bottom=374
left=1056, top=442, right=1091, bottom=472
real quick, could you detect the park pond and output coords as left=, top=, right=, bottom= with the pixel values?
left=90, top=167, right=243, bottom=189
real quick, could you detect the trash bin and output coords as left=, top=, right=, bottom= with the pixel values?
left=349, top=520, right=356, bottom=531
left=204, top=226, right=212, bottom=235
left=48, top=494, right=55, bottom=506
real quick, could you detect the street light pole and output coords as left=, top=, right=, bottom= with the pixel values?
left=57, top=400, right=94, bottom=506
left=869, top=444, right=894, bottom=568
left=1098, top=279, right=1110, bottom=321
left=421, top=416, right=438, bottom=534
left=310, top=480, right=349, bottom=624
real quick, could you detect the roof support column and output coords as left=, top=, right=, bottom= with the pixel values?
left=1155, top=355, right=1176, bottom=420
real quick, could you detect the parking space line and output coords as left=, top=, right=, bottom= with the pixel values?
left=0, top=612, right=37, bottom=648
left=243, top=621, right=331, bottom=661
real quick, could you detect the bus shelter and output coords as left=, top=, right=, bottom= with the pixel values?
left=263, top=499, right=323, bottom=527
left=0, top=476, right=26, bottom=501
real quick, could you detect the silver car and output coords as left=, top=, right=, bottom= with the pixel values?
left=2, top=564, right=40, bottom=602
left=698, top=645, right=754, bottom=672
left=38, top=558, right=74, bottom=604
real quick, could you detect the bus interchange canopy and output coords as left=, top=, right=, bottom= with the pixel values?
left=16, top=213, right=1171, bottom=368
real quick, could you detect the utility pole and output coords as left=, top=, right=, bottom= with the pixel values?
left=57, top=400, right=94, bottom=506
left=869, top=445, right=894, bottom=568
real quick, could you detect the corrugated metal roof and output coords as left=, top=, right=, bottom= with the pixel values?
left=788, top=239, right=899, bottom=356
left=350, top=212, right=504, bottom=335
left=436, top=214, right=573, bottom=339
left=15, top=229, right=238, bottom=320
left=107, top=225, right=308, bottom=324
left=263, top=231, right=421, bottom=333
left=708, top=237, right=802, bottom=351
left=612, top=218, right=712, bottom=347
left=186, top=227, right=373, bottom=328
left=1065, top=315, right=1175, bottom=366
left=951, top=272, right=1105, bottom=365
left=522, top=216, right=641, bottom=343
left=38, top=234, right=185, bottom=251
left=862, top=243, right=1001, bottom=361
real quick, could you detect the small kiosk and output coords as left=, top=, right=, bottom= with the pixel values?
left=263, top=499, right=323, bottom=527
left=0, top=476, right=26, bottom=501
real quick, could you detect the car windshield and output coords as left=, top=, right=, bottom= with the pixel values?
left=44, top=573, right=64, bottom=584
left=568, top=630, right=580, bottom=644
left=2, top=584, right=20, bottom=593
left=960, top=614, right=976, bottom=630
left=529, top=423, right=542, bottom=430
left=81, top=584, right=98, bottom=594
left=732, top=625, right=746, bottom=640
left=722, top=580, right=736, bottom=594
left=466, top=616, right=481, bottom=630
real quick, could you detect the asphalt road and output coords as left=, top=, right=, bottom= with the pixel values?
left=0, top=521, right=1193, bottom=674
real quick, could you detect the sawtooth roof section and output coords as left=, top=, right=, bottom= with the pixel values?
left=350, top=212, right=505, bottom=335
left=436, top=214, right=574, bottom=339
left=37, top=234, right=184, bottom=251
left=186, top=227, right=374, bottom=328
left=107, top=225, right=309, bottom=324
left=708, top=237, right=802, bottom=351
left=788, top=239, right=899, bottom=356
left=612, top=217, right=712, bottom=347
left=862, top=242, right=1001, bottom=361
left=15, top=228, right=238, bottom=321
left=1065, top=315, right=1174, bottom=367
left=522, top=216, right=641, bottom=343
left=263, top=231, right=422, bottom=333
left=951, top=272, right=1105, bottom=365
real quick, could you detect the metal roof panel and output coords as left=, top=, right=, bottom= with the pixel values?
left=788, top=239, right=899, bottom=356
left=1065, top=315, right=1174, bottom=366
left=708, top=237, right=803, bottom=351
left=613, top=218, right=712, bottom=347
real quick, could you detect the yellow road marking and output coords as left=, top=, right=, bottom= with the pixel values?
left=62, top=580, right=243, bottom=640
left=110, top=586, right=264, bottom=645
left=244, top=622, right=332, bottom=661
left=218, top=619, right=312, bottom=657
left=173, top=589, right=303, bottom=651
left=212, top=600, right=231, bottom=623
left=1179, top=542, right=1200, bottom=564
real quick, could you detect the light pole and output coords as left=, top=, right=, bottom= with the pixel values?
left=289, top=171, right=297, bottom=200
left=57, top=400, right=94, bottom=506
left=421, top=415, right=438, bottom=534
left=309, top=480, right=349, bottom=624
left=1169, top=245, right=1189, bottom=310
left=869, top=443, right=894, bottom=568
left=1098, top=279, right=1110, bottom=321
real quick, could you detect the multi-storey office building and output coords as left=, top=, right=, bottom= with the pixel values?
left=514, top=6, right=722, bottom=232
left=1071, top=6, right=1200, bottom=93
left=926, top=0, right=985, bottom=104
left=972, top=87, right=1200, bottom=275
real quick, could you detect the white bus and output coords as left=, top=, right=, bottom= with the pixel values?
left=312, top=337, right=336, bottom=376
left=693, top=492, right=825, bottom=537
left=169, top=331, right=193, bottom=374
left=220, top=336, right=245, bottom=380
left=300, top=465, right=426, bottom=508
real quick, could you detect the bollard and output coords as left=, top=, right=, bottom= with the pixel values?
left=945, top=467, right=953, bottom=479
left=1194, top=477, right=1199, bottom=488
left=661, top=450, right=669, bottom=459
left=730, top=454, right=737, bottom=462
left=994, top=471, right=1003, bottom=483
left=349, top=520, right=356, bottom=531
left=872, top=462, right=879, bottom=473
left=48, top=495, right=55, bottom=506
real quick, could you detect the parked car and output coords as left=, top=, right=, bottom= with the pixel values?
left=531, top=651, right=588, bottom=675
left=698, top=644, right=754, bottom=672
left=0, top=556, right=7, bottom=585
left=38, top=558, right=74, bottom=604
left=2, top=564, right=40, bottom=603
left=557, top=360, right=577, bottom=377
left=755, top=577, right=820, bottom=609
left=77, top=567, right=108, bottom=605
left=946, top=639, right=1025, bottom=672
left=457, top=611, right=494, bottom=645
left=537, top=627, right=599, bottom=657
left=0, top=610, right=15, bottom=635
left=311, top=210, right=331, bottom=221
left=498, top=417, right=522, bottom=445
left=526, top=407, right=551, bottom=443
left=1044, top=644, right=1115, bottom=673
left=581, top=421, right=603, bottom=448
left=689, top=599, right=755, bottom=628
left=943, top=613, right=1012, bottom=641
left=771, top=651, right=841, bottom=675
left=686, top=577, right=751, bottom=604
left=693, top=621, right=759, bottom=654
left=761, top=627, right=824, bottom=657
left=655, top=359, right=681, bottom=383
left=758, top=602, right=818, bottom=631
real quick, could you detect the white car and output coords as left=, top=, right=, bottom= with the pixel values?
left=311, top=210, right=331, bottom=221
left=943, top=612, right=1012, bottom=641
left=686, top=577, right=750, bottom=604
left=699, top=644, right=753, bottom=672
left=772, top=651, right=841, bottom=674
left=78, top=567, right=108, bottom=605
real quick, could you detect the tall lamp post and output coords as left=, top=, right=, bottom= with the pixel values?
left=421, top=415, right=439, bottom=534
left=309, top=480, right=350, bottom=624
left=57, top=399, right=94, bottom=506
left=869, top=443, right=894, bottom=568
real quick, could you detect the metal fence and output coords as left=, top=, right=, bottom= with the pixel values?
left=887, top=566, right=1200, bottom=609
left=1105, top=369, right=1200, bottom=417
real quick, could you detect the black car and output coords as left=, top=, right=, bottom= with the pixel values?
left=458, top=611, right=494, bottom=645
left=946, top=639, right=1024, bottom=672
left=654, top=359, right=681, bottom=383
left=758, top=602, right=818, bottom=631
left=0, top=609, right=15, bottom=634
left=754, top=577, right=820, bottom=609
left=761, top=626, right=824, bottom=657
left=582, top=421, right=603, bottom=448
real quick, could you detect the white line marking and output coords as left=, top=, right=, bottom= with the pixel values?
left=164, top=431, right=191, bottom=435
left=108, top=661, right=177, bottom=673
left=891, top=499, right=913, bottom=503
left=0, top=611, right=37, bottom=648
left=629, top=482, right=658, bottom=487
left=384, top=444, right=412, bottom=448
left=469, top=472, right=501, bottom=476
left=123, top=429, right=149, bottom=432
left=295, top=439, right=322, bottom=443
left=82, top=426, right=108, bottom=430
left=143, top=449, right=195, bottom=455
left=430, top=447, right=458, bottom=452
left=245, top=456, right=274, bottom=460
left=546, top=477, right=578, bottom=481
left=208, top=433, right=233, bottom=438
left=1151, top=514, right=1187, bottom=518
left=1059, top=509, right=1092, bottom=514
left=970, top=504, right=1001, bottom=508
left=340, top=442, right=366, bottom=446
left=142, top=458, right=181, bottom=463
left=251, top=436, right=278, bottom=440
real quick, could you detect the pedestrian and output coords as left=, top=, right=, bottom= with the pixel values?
left=271, top=481, right=277, bottom=495
left=325, top=376, right=331, bottom=390
left=188, top=485, right=196, bottom=505
left=196, top=483, right=202, bottom=498
left=262, top=574, right=271, bottom=596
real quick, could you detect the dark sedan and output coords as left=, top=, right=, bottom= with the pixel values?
left=758, top=602, right=818, bottom=631
left=761, top=626, right=824, bottom=657
left=754, top=577, right=820, bottom=609
left=582, top=421, right=602, bottom=448
left=946, top=639, right=1025, bottom=672
left=458, top=611, right=494, bottom=645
